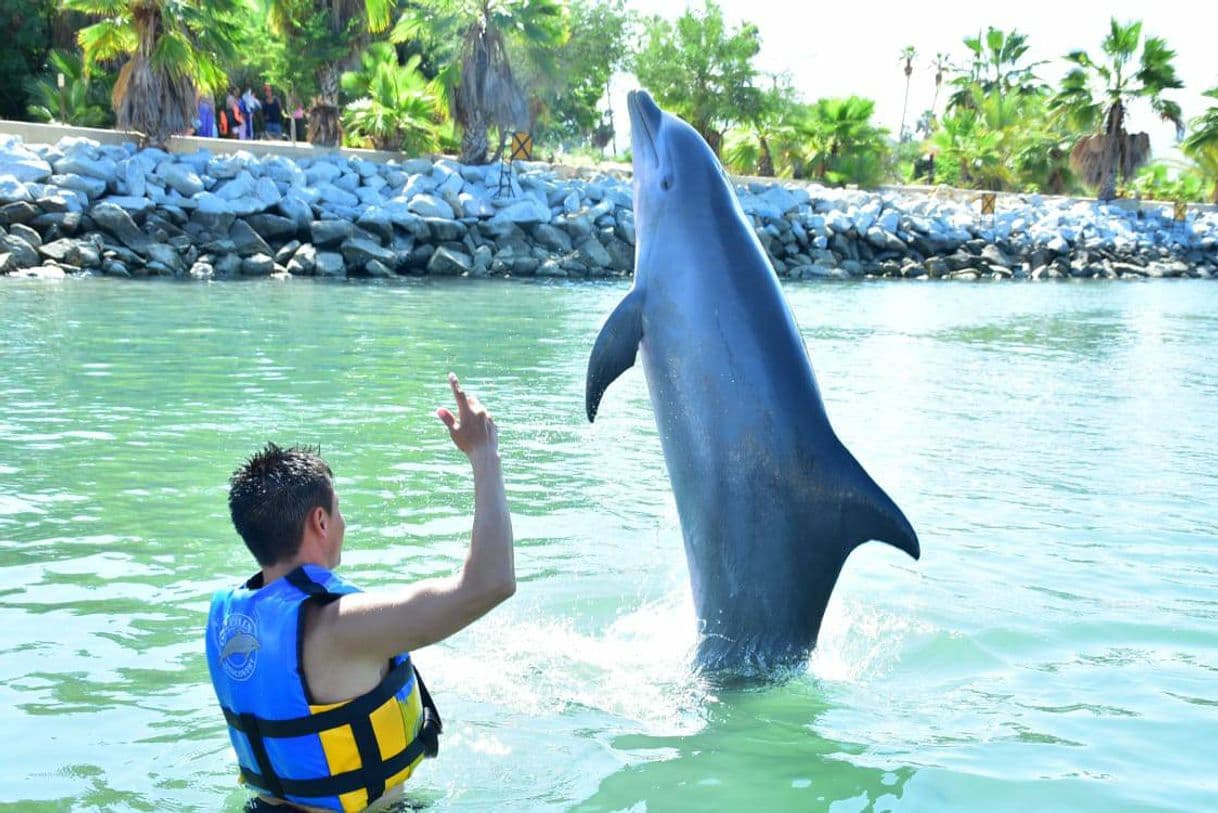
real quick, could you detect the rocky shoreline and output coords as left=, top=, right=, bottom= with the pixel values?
left=2, top=133, right=1216, bottom=282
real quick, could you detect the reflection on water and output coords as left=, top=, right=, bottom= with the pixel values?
left=1, top=278, right=1217, bottom=811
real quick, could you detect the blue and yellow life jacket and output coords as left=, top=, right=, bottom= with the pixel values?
left=205, top=564, right=441, bottom=812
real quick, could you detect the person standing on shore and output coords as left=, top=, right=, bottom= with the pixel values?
left=206, top=373, right=514, bottom=813
left=225, top=88, right=245, bottom=140
left=196, top=94, right=217, bottom=139
left=240, top=88, right=261, bottom=141
left=262, top=84, right=284, bottom=140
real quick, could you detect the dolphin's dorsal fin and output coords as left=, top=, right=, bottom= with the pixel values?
left=586, top=289, right=644, bottom=422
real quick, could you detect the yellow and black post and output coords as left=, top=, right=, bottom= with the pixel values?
left=495, top=132, right=534, bottom=199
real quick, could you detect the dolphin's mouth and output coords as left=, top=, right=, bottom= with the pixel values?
left=628, top=90, right=661, bottom=169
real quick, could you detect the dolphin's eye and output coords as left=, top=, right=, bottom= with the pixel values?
left=660, top=175, right=673, bottom=191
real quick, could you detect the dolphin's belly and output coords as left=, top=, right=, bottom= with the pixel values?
left=638, top=305, right=844, bottom=655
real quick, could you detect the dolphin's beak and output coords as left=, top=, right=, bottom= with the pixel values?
left=628, top=90, right=661, bottom=167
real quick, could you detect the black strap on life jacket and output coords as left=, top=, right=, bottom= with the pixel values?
left=222, top=567, right=443, bottom=803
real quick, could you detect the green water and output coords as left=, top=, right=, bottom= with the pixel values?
left=1, top=277, right=1216, bottom=812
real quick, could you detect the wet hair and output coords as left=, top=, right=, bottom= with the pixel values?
left=228, top=443, right=334, bottom=566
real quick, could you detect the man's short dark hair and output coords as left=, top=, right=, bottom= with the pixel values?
left=229, top=443, right=334, bottom=567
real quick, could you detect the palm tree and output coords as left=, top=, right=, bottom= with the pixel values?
left=266, top=0, right=394, bottom=147
left=898, top=45, right=916, bottom=142
left=722, top=75, right=800, bottom=177
left=1050, top=18, right=1184, bottom=200
left=340, top=43, right=444, bottom=153
left=799, top=96, right=890, bottom=186
left=947, top=27, right=1046, bottom=114
left=23, top=50, right=114, bottom=128
left=1183, top=87, right=1218, bottom=202
left=66, top=0, right=241, bottom=145
left=930, top=52, right=951, bottom=124
left=393, top=0, right=569, bottom=165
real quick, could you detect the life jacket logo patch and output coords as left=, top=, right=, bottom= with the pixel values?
left=218, top=612, right=260, bottom=681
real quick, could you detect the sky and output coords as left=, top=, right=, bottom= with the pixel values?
left=610, top=0, right=1214, bottom=163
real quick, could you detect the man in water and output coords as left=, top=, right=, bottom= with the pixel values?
left=205, top=373, right=514, bottom=812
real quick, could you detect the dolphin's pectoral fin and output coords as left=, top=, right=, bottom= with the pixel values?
left=586, top=289, right=644, bottom=422
left=836, top=461, right=920, bottom=561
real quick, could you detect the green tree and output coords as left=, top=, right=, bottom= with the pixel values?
left=266, top=0, right=394, bottom=147
left=1050, top=18, right=1184, bottom=200
left=1, top=0, right=56, bottom=121
left=22, top=49, right=114, bottom=127
left=1183, top=87, right=1218, bottom=202
left=67, top=0, right=242, bottom=145
left=723, top=75, right=801, bottom=177
left=632, top=0, right=763, bottom=155
left=340, top=43, right=443, bottom=153
left=947, top=26, right=1046, bottom=113
left=898, top=45, right=915, bottom=142
left=929, top=52, right=950, bottom=124
left=524, top=0, right=634, bottom=149
left=393, top=0, right=570, bottom=165
left=798, top=96, right=890, bottom=187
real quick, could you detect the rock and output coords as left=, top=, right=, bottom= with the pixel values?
left=157, top=163, right=206, bottom=196
left=54, top=154, right=117, bottom=181
left=9, top=223, right=41, bottom=247
left=981, top=244, right=1015, bottom=267
left=354, top=209, right=393, bottom=243
left=0, top=201, right=39, bottom=226
left=275, top=240, right=302, bottom=264
left=317, top=183, right=359, bottom=208
left=865, top=225, right=906, bottom=253
left=557, top=212, right=592, bottom=239
left=216, top=172, right=258, bottom=202
left=315, top=251, right=345, bottom=276
left=364, top=259, right=395, bottom=278
left=496, top=198, right=551, bottom=224
left=427, top=246, right=472, bottom=276
left=576, top=236, right=612, bottom=269
left=408, top=194, right=454, bottom=220
left=213, top=253, right=243, bottom=277
left=38, top=238, right=88, bottom=265
left=291, top=243, right=317, bottom=274
left=101, top=259, right=131, bottom=277
left=532, top=223, right=572, bottom=253
left=400, top=158, right=433, bottom=174
left=0, top=139, right=53, bottom=182
left=240, top=253, right=275, bottom=276
left=51, top=173, right=108, bottom=199
left=229, top=220, right=273, bottom=256
left=457, top=191, right=495, bottom=218
left=1, top=234, right=40, bottom=268
left=311, top=220, right=354, bottom=248
left=245, top=214, right=299, bottom=243
left=425, top=218, right=466, bottom=243
left=341, top=238, right=396, bottom=268
left=90, top=202, right=149, bottom=252
left=100, top=195, right=153, bottom=214
left=11, top=265, right=66, bottom=279
left=120, top=159, right=146, bottom=197
left=146, top=243, right=185, bottom=275
left=305, top=161, right=343, bottom=185
left=0, top=178, right=32, bottom=204
left=276, top=195, right=314, bottom=231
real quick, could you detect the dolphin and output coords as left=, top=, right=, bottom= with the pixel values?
left=220, top=632, right=260, bottom=662
left=586, top=90, right=920, bottom=675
